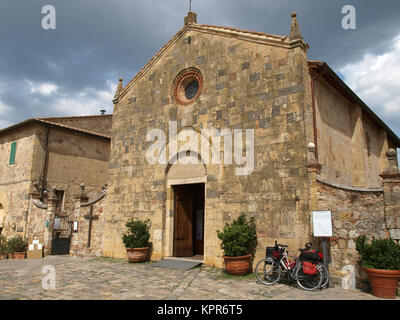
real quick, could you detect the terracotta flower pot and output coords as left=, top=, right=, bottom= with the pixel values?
left=363, top=267, right=400, bottom=299
left=223, top=254, right=252, bottom=275
left=9, top=252, right=26, bottom=260
left=126, top=247, right=149, bottom=263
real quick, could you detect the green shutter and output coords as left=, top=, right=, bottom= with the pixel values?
left=9, top=141, right=16, bottom=164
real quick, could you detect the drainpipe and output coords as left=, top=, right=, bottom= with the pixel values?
left=41, top=127, right=51, bottom=202
left=310, top=68, right=326, bottom=161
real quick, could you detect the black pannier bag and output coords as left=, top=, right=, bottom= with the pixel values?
left=266, top=246, right=282, bottom=260
left=266, top=247, right=275, bottom=258
left=300, top=250, right=321, bottom=262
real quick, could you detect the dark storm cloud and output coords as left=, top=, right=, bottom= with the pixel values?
left=0, top=0, right=400, bottom=135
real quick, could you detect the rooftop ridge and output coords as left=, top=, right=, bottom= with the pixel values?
left=38, top=114, right=112, bottom=121
left=308, top=60, right=400, bottom=146
left=0, top=118, right=111, bottom=139
left=36, top=119, right=111, bottom=139
left=196, top=24, right=285, bottom=39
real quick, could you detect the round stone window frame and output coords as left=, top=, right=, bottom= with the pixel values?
left=172, top=68, right=203, bottom=106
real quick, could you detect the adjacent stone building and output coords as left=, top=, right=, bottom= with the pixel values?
left=0, top=114, right=111, bottom=255
left=103, top=11, right=400, bottom=281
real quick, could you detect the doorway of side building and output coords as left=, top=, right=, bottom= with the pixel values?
left=173, top=183, right=204, bottom=259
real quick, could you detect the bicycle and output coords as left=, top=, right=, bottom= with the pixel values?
left=255, top=241, right=324, bottom=291
left=300, top=242, right=330, bottom=289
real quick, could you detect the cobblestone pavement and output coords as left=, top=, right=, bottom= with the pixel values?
left=0, top=256, right=397, bottom=300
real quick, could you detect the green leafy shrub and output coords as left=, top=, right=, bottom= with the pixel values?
left=7, top=236, right=28, bottom=253
left=355, top=236, right=400, bottom=270
left=0, top=235, right=8, bottom=255
left=122, top=218, right=151, bottom=249
left=217, top=214, right=257, bottom=257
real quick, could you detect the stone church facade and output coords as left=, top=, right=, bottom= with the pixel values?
left=103, top=11, right=400, bottom=280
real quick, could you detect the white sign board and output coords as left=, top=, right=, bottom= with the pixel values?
left=312, top=211, right=333, bottom=237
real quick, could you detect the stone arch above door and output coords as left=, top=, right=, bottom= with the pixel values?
left=166, top=152, right=207, bottom=186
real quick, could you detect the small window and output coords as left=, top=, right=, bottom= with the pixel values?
left=185, top=80, right=199, bottom=100
left=172, top=68, right=203, bottom=105
left=9, top=142, right=16, bottom=164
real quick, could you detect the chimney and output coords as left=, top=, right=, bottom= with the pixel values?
left=100, top=109, right=106, bottom=115
left=184, top=11, right=197, bottom=25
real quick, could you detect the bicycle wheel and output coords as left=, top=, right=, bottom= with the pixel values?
left=317, top=263, right=330, bottom=288
left=255, top=258, right=281, bottom=285
left=295, top=262, right=323, bottom=291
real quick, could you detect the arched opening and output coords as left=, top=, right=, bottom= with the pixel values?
left=165, top=153, right=207, bottom=260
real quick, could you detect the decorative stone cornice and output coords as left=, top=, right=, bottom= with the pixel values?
left=316, top=177, right=383, bottom=193
left=380, top=172, right=400, bottom=181
left=307, top=163, right=321, bottom=173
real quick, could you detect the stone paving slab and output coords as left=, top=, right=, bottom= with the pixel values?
left=0, top=256, right=398, bottom=300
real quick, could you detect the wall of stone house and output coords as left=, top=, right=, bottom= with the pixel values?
left=19, top=124, right=110, bottom=253
left=315, top=180, right=386, bottom=285
left=25, top=198, right=48, bottom=246
left=314, top=77, right=390, bottom=189
left=32, top=125, right=110, bottom=214
left=0, top=126, right=36, bottom=238
left=70, top=194, right=106, bottom=257
left=103, top=28, right=313, bottom=267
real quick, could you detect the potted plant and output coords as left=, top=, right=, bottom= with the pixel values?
left=7, top=236, right=28, bottom=260
left=122, top=218, right=151, bottom=263
left=217, top=213, right=257, bottom=275
left=0, top=235, right=8, bottom=259
left=355, top=235, right=400, bottom=299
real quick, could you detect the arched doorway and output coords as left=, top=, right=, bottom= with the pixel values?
left=165, top=154, right=206, bottom=259
left=172, top=183, right=205, bottom=257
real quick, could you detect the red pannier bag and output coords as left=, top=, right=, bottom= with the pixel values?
left=302, top=261, right=317, bottom=275
left=273, top=250, right=282, bottom=259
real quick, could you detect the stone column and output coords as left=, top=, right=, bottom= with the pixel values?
left=70, top=183, right=89, bottom=257
left=306, top=142, right=321, bottom=236
left=380, top=149, right=400, bottom=241
left=43, top=190, right=58, bottom=255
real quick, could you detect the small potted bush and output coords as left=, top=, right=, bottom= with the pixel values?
left=122, top=218, right=151, bottom=263
left=355, top=235, right=400, bottom=299
left=0, top=235, right=8, bottom=259
left=7, top=236, right=28, bottom=260
left=217, top=214, right=257, bottom=275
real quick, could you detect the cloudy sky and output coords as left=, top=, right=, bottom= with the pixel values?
left=0, top=0, right=400, bottom=144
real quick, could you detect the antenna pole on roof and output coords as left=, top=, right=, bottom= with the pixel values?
left=189, top=0, right=192, bottom=12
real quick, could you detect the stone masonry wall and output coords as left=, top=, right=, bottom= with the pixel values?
left=314, top=78, right=388, bottom=189
left=70, top=194, right=106, bottom=257
left=316, top=180, right=386, bottom=285
left=104, top=26, right=312, bottom=267
left=0, top=125, right=36, bottom=238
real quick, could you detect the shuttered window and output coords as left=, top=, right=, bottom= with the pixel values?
left=9, top=141, right=16, bottom=164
